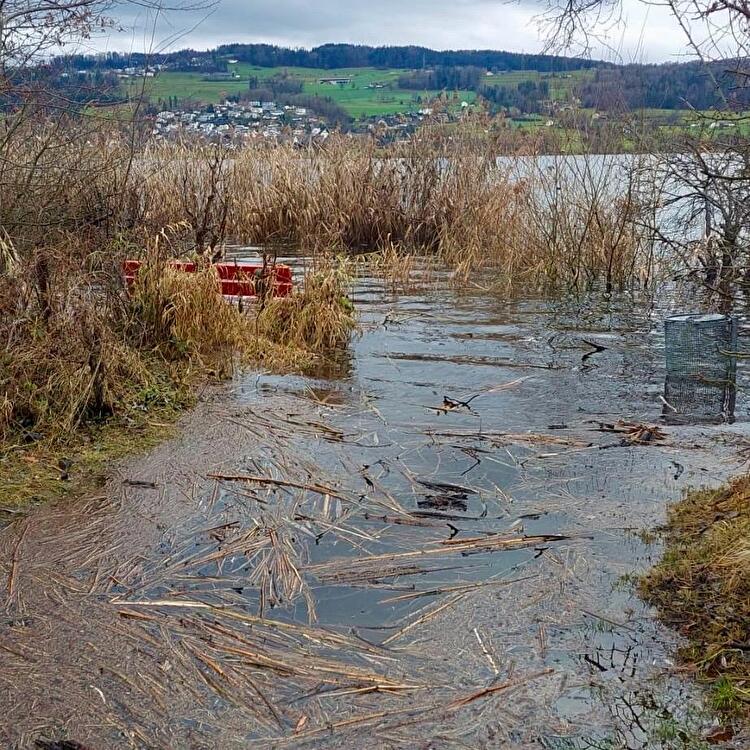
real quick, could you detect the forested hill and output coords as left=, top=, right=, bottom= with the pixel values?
left=578, top=61, right=748, bottom=110
left=74, top=43, right=606, bottom=75
left=211, top=43, right=606, bottom=72
left=58, top=43, right=748, bottom=113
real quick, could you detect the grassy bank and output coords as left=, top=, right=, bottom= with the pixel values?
left=640, top=477, right=750, bottom=723
left=1, top=374, right=191, bottom=511
left=0, top=250, right=356, bottom=512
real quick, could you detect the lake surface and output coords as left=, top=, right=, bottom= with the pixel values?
left=1, top=267, right=748, bottom=748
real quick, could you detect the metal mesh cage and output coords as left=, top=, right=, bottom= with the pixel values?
left=664, top=313, right=738, bottom=422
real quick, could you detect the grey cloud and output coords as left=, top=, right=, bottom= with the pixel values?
left=101, top=0, right=688, bottom=62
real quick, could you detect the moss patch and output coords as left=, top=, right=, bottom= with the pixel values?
left=0, top=375, right=193, bottom=515
left=640, top=476, right=750, bottom=722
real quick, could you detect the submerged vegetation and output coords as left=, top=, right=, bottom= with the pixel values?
left=640, top=478, right=750, bottom=723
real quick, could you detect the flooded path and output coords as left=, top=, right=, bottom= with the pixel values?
left=2, top=276, right=750, bottom=748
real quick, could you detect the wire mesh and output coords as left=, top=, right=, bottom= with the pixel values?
left=664, top=313, right=737, bottom=422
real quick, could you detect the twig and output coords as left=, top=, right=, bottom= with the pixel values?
left=6, top=520, right=28, bottom=609
left=208, top=473, right=347, bottom=500
left=445, top=669, right=554, bottom=709
left=474, top=627, right=500, bottom=675
left=380, top=574, right=538, bottom=603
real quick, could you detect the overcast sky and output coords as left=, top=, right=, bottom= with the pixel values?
left=92, top=0, right=690, bottom=63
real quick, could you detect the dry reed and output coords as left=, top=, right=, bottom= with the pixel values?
left=129, top=248, right=244, bottom=371
left=254, top=258, right=356, bottom=354
left=132, top=135, right=660, bottom=292
left=0, top=123, right=664, bottom=450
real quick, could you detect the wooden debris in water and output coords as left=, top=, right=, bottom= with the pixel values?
left=208, top=472, right=349, bottom=500
left=0, top=392, right=598, bottom=746
left=592, top=420, right=667, bottom=444
left=422, top=428, right=591, bottom=448
left=310, top=532, right=576, bottom=584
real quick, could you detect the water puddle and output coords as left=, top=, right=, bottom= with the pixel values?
left=2, top=273, right=749, bottom=748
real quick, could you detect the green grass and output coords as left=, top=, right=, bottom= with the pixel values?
left=710, top=676, right=743, bottom=713
left=126, top=66, right=477, bottom=118
left=0, top=373, right=191, bottom=512
left=126, top=72, right=250, bottom=104
left=639, top=476, right=750, bottom=726
left=481, top=68, right=593, bottom=101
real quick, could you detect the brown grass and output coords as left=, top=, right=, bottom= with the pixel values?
left=1, top=255, right=356, bottom=440
left=131, top=135, right=659, bottom=293
left=640, top=476, right=750, bottom=720
left=129, top=248, right=245, bottom=373
left=0, top=268, right=151, bottom=438
left=255, top=259, right=356, bottom=353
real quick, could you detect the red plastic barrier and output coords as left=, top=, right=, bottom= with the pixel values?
left=122, top=260, right=293, bottom=298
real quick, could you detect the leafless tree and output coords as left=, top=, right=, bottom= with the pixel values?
left=541, top=0, right=750, bottom=306
left=0, top=0, right=214, bottom=274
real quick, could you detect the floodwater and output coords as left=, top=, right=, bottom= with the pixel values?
left=2, top=269, right=749, bottom=749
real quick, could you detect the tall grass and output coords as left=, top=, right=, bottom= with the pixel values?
left=0, top=241, right=355, bottom=444
left=0, top=122, right=663, bottom=446
left=133, top=134, right=660, bottom=292
left=129, top=247, right=245, bottom=371
left=255, top=259, right=356, bottom=353
left=0, top=257, right=152, bottom=438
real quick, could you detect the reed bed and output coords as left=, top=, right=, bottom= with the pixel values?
left=0, top=129, right=357, bottom=450
left=0, top=260, right=354, bottom=446
left=0, top=123, right=664, bottom=478
left=129, top=251, right=245, bottom=369
left=255, top=259, right=356, bottom=353
left=134, top=135, right=661, bottom=292
left=0, top=257, right=153, bottom=438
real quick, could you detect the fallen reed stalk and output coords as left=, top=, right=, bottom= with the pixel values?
left=208, top=473, right=348, bottom=499
left=248, top=668, right=555, bottom=744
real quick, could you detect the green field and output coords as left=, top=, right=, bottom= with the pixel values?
left=125, top=63, right=592, bottom=119
left=126, top=64, right=475, bottom=118
left=125, top=64, right=749, bottom=136
left=480, top=68, right=593, bottom=101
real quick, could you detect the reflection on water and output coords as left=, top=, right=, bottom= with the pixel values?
left=233, top=267, right=749, bottom=747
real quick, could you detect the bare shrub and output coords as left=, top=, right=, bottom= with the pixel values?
left=255, top=259, right=357, bottom=354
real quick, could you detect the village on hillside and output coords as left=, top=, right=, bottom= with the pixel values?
left=151, top=98, right=460, bottom=143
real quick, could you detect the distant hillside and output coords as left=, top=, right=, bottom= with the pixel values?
left=578, top=62, right=748, bottom=110
left=64, top=43, right=607, bottom=76
left=55, top=43, right=747, bottom=115
left=211, top=43, right=606, bottom=73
